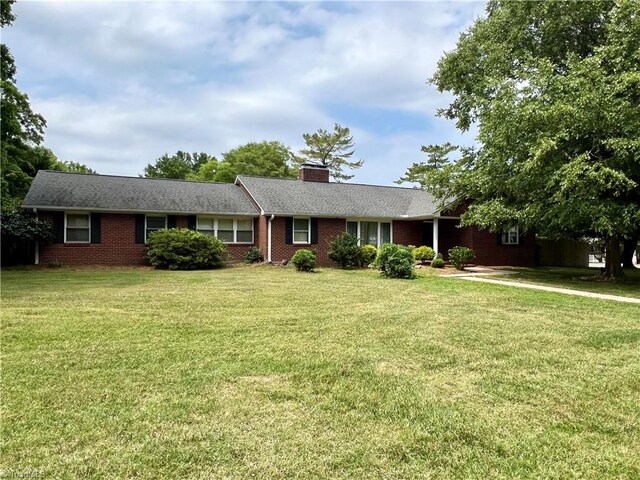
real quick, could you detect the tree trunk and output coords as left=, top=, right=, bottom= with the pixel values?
left=603, top=237, right=625, bottom=279
left=622, top=237, right=638, bottom=269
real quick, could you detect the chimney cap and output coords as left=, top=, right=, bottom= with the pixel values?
left=300, top=162, right=328, bottom=169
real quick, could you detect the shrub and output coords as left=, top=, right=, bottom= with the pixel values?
left=244, top=246, right=264, bottom=264
left=47, top=259, right=64, bottom=268
left=374, top=243, right=415, bottom=279
left=145, top=228, right=228, bottom=270
left=360, top=244, right=378, bottom=266
left=291, top=249, right=316, bottom=272
left=430, top=257, right=445, bottom=268
left=448, top=246, right=475, bottom=270
left=414, top=245, right=435, bottom=263
left=328, top=233, right=362, bottom=268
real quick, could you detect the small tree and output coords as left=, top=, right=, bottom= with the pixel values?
left=328, top=232, right=362, bottom=268
left=145, top=228, right=228, bottom=270
left=297, top=123, right=363, bottom=182
left=448, top=246, right=475, bottom=271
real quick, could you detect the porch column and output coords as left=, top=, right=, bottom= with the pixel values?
left=433, top=218, right=439, bottom=255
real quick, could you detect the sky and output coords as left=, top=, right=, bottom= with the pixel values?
left=3, top=0, right=484, bottom=185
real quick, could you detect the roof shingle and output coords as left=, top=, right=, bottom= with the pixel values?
left=236, top=175, right=440, bottom=219
left=23, top=171, right=259, bottom=216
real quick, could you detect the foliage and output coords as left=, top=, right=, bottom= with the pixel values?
left=430, top=257, right=445, bottom=269
left=360, top=244, right=378, bottom=266
left=407, top=0, right=640, bottom=279
left=448, top=246, right=475, bottom=270
left=413, top=246, right=436, bottom=263
left=55, top=160, right=97, bottom=174
left=144, top=151, right=214, bottom=179
left=243, top=246, right=264, bottom=264
left=291, top=249, right=316, bottom=272
left=328, top=233, right=362, bottom=268
left=1, top=3, right=50, bottom=208
left=145, top=228, right=228, bottom=270
left=0, top=210, right=54, bottom=242
left=296, top=123, right=363, bottom=182
left=374, top=243, right=415, bottom=279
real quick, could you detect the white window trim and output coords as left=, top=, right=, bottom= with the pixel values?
left=196, top=216, right=254, bottom=244
left=346, top=219, right=393, bottom=247
left=64, top=211, right=91, bottom=244
left=501, top=226, right=520, bottom=245
left=293, top=217, right=311, bottom=244
left=145, top=214, right=168, bottom=242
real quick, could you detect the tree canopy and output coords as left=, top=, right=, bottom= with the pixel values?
left=403, top=0, right=640, bottom=278
left=296, top=123, right=363, bottom=182
left=143, top=151, right=213, bottom=180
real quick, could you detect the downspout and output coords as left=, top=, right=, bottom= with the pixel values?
left=33, top=208, right=40, bottom=265
left=267, top=214, right=275, bottom=263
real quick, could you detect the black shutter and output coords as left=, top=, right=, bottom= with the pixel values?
left=135, top=215, right=145, bottom=244
left=167, top=215, right=177, bottom=229
left=90, top=213, right=101, bottom=244
left=497, top=232, right=503, bottom=245
left=310, top=218, right=318, bottom=244
left=53, top=212, right=65, bottom=243
left=187, top=215, right=197, bottom=230
left=285, top=217, right=293, bottom=244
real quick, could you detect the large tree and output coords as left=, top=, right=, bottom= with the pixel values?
left=191, top=141, right=297, bottom=183
left=144, top=151, right=214, bottom=179
left=407, top=0, right=639, bottom=278
left=297, top=123, right=363, bottom=182
left=1, top=0, right=50, bottom=208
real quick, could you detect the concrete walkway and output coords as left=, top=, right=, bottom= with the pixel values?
left=453, top=274, right=640, bottom=304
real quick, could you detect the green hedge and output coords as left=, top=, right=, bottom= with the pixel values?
left=145, top=228, right=228, bottom=270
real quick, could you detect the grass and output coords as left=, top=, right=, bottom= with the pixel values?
left=2, top=265, right=639, bottom=479
left=484, top=266, right=640, bottom=298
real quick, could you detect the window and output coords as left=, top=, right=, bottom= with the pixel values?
left=236, top=219, right=253, bottom=243
left=501, top=226, right=519, bottom=245
left=346, top=220, right=392, bottom=247
left=146, top=215, right=167, bottom=241
left=65, top=213, right=90, bottom=243
left=293, top=218, right=310, bottom=244
left=196, top=217, right=254, bottom=243
left=217, top=219, right=234, bottom=243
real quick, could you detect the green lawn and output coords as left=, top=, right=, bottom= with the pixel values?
left=2, top=266, right=639, bottom=479
left=485, top=266, right=640, bottom=298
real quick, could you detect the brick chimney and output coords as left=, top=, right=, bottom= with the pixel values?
left=299, top=163, right=330, bottom=183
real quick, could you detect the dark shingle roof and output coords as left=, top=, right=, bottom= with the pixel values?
left=23, top=171, right=259, bottom=216
left=236, top=175, right=440, bottom=219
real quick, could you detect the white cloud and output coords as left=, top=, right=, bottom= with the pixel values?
left=4, top=0, right=484, bottom=184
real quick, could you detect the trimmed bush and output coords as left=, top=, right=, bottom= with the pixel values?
left=360, top=244, right=378, bottom=266
left=291, top=249, right=316, bottom=272
left=145, top=228, right=228, bottom=270
left=244, top=246, right=264, bottom=264
left=448, top=246, right=475, bottom=270
left=430, top=257, right=445, bottom=269
left=328, top=233, right=362, bottom=268
left=414, top=245, right=435, bottom=263
left=374, top=243, right=415, bottom=279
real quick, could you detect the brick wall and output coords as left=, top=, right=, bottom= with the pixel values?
left=268, top=217, right=345, bottom=266
left=437, top=218, right=535, bottom=266
left=38, top=212, right=257, bottom=266
left=392, top=220, right=423, bottom=246
left=39, top=212, right=146, bottom=265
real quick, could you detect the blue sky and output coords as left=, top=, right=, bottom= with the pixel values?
left=3, top=1, right=484, bottom=185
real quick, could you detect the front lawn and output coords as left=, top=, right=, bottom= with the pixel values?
left=2, top=266, right=639, bottom=479
left=486, top=266, right=640, bottom=298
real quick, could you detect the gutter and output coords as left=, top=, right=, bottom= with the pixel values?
left=267, top=214, right=275, bottom=263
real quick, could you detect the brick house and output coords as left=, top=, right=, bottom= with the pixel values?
left=22, top=164, right=534, bottom=267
